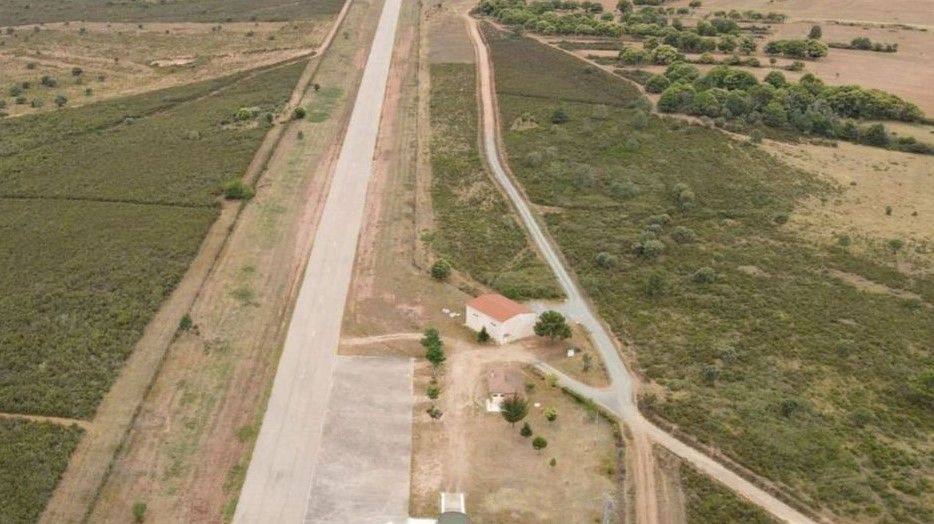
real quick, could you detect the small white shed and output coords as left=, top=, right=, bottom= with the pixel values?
left=465, top=294, right=536, bottom=345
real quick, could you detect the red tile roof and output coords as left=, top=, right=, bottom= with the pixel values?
left=466, top=294, right=531, bottom=322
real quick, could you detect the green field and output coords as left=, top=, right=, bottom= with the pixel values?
left=0, top=418, right=83, bottom=524
left=428, top=63, right=560, bottom=300
left=681, top=464, right=778, bottom=524
left=0, top=0, right=344, bottom=25
left=483, top=24, right=933, bottom=522
left=0, top=60, right=305, bottom=419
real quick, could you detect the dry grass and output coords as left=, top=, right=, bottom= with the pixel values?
left=0, top=21, right=329, bottom=116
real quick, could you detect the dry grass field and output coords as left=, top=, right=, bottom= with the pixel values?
left=0, top=20, right=329, bottom=117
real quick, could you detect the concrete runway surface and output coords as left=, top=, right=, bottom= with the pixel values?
left=233, top=0, right=404, bottom=520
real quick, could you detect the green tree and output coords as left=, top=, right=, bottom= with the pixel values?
left=421, top=327, right=441, bottom=348
left=422, top=328, right=446, bottom=366
left=550, top=107, right=569, bottom=124
left=430, top=259, right=451, bottom=281
left=534, top=310, right=572, bottom=340
left=292, top=105, right=307, bottom=119
left=645, top=74, right=670, bottom=94
left=532, top=436, right=548, bottom=452
left=477, top=326, right=491, bottom=344
left=501, top=395, right=529, bottom=427
left=520, top=422, right=533, bottom=437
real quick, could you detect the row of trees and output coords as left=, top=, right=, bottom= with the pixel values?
left=653, top=64, right=928, bottom=152
left=763, top=38, right=829, bottom=59
left=829, top=37, right=898, bottom=53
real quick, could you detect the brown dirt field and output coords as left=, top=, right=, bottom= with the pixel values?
left=0, top=19, right=330, bottom=117
left=764, top=139, right=934, bottom=272
left=673, top=0, right=934, bottom=26
left=75, top=1, right=386, bottom=522
left=425, top=0, right=477, bottom=64
left=409, top=342, right=623, bottom=522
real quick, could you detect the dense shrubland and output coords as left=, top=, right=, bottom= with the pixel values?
left=653, top=64, right=930, bottom=153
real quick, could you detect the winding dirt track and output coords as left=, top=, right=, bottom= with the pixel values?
left=464, top=15, right=818, bottom=524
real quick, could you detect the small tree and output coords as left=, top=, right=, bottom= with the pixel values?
left=534, top=310, right=572, bottom=341
left=132, top=501, right=147, bottom=523
left=532, top=436, right=548, bottom=452
left=292, top=105, right=307, bottom=119
left=427, top=380, right=440, bottom=400
left=520, top=422, right=532, bottom=437
left=430, top=259, right=451, bottom=281
left=545, top=407, right=557, bottom=422
left=178, top=314, right=193, bottom=331
left=500, top=395, right=529, bottom=427
left=54, top=94, right=68, bottom=107
left=425, top=342, right=445, bottom=367
left=644, top=270, right=669, bottom=297
left=808, top=25, right=822, bottom=40
left=421, top=327, right=441, bottom=348
left=477, top=326, right=491, bottom=344
left=582, top=353, right=593, bottom=372
left=887, top=238, right=904, bottom=254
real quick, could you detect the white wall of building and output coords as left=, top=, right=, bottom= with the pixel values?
left=466, top=305, right=536, bottom=344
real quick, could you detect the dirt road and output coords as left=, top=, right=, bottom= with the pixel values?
left=465, top=16, right=818, bottom=524
left=232, top=0, right=404, bottom=521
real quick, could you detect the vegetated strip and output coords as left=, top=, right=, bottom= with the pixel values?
left=483, top=25, right=933, bottom=523
left=0, top=0, right=346, bottom=25
left=0, top=60, right=307, bottom=421
left=0, top=418, right=83, bottom=524
left=427, top=62, right=560, bottom=300
left=0, top=194, right=216, bottom=209
left=680, top=462, right=779, bottom=524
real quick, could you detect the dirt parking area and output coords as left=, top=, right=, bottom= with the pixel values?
left=304, top=356, right=414, bottom=524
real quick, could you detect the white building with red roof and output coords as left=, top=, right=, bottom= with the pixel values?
left=465, top=293, right=537, bottom=345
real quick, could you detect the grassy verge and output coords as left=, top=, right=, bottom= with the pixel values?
left=681, top=464, right=778, bottom=524
left=428, top=63, right=560, bottom=300
left=483, top=24, right=933, bottom=522
left=0, top=61, right=306, bottom=419
left=0, top=419, right=83, bottom=524
left=0, top=0, right=344, bottom=25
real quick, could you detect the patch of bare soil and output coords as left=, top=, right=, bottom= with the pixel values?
left=410, top=343, right=622, bottom=522
left=827, top=269, right=929, bottom=305
left=676, top=0, right=934, bottom=26
left=425, top=0, right=476, bottom=64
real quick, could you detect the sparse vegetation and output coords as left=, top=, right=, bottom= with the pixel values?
left=681, top=464, right=778, bottom=523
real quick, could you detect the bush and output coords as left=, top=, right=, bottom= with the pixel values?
left=222, top=180, right=255, bottom=200
left=477, top=326, right=491, bottom=343
left=644, top=269, right=669, bottom=296
left=650, top=44, right=682, bottom=65
left=292, top=105, right=307, bottom=119
left=430, top=259, right=451, bottom=281
left=808, top=25, right=822, bottom=40
left=40, top=75, right=58, bottom=87
left=532, top=435, right=548, bottom=451
left=693, top=266, right=716, bottom=284
left=595, top=251, right=618, bottom=268
left=132, top=501, right=147, bottom=523
left=178, top=314, right=193, bottom=331
left=545, top=407, right=557, bottom=422
left=520, top=422, right=533, bottom=437
left=671, top=226, right=696, bottom=244
left=54, top=94, right=68, bottom=107
left=645, top=74, right=670, bottom=94
left=550, top=107, right=569, bottom=124
left=427, top=381, right=441, bottom=400
left=763, top=70, right=786, bottom=88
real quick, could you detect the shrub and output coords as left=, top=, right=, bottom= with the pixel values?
left=430, top=259, right=451, bottom=281
left=650, top=44, right=682, bottom=65
left=645, top=74, right=670, bottom=94
left=222, top=180, right=255, bottom=200
left=808, top=25, right=822, bottom=40
left=749, top=129, right=763, bottom=144
left=632, top=109, right=648, bottom=129
left=698, top=52, right=715, bottom=64
left=671, top=226, right=696, bottom=244
left=763, top=70, right=786, bottom=88
left=427, top=381, right=440, bottom=399
left=40, top=75, right=58, bottom=87
left=54, top=95, right=68, bottom=107
left=71, top=67, right=84, bottom=77
left=550, top=107, right=569, bottom=124
left=773, top=212, right=789, bottom=224
left=520, top=422, right=533, bottom=437
left=693, top=266, right=716, bottom=284
left=178, top=314, right=193, bottom=331
left=292, top=105, right=307, bottom=119
left=8, top=85, right=23, bottom=97
left=595, top=251, right=618, bottom=268
left=644, top=269, right=669, bottom=296
left=665, top=62, right=699, bottom=83
left=887, top=238, right=903, bottom=254
left=30, top=98, right=44, bottom=108
left=132, top=502, right=147, bottom=523
left=545, top=407, right=557, bottom=422
left=532, top=436, right=548, bottom=451
left=477, top=326, right=491, bottom=343
left=658, top=83, right=695, bottom=113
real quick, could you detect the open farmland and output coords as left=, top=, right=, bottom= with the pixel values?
left=0, top=59, right=306, bottom=420
left=483, top=24, right=933, bottom=522
left=0, top=419, right=82, bottom=524
left=428, top=62, right=560, bottom=299
left=0, top=0, right=345, bottom=26
left=0, top=20, right=328, bottom=117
